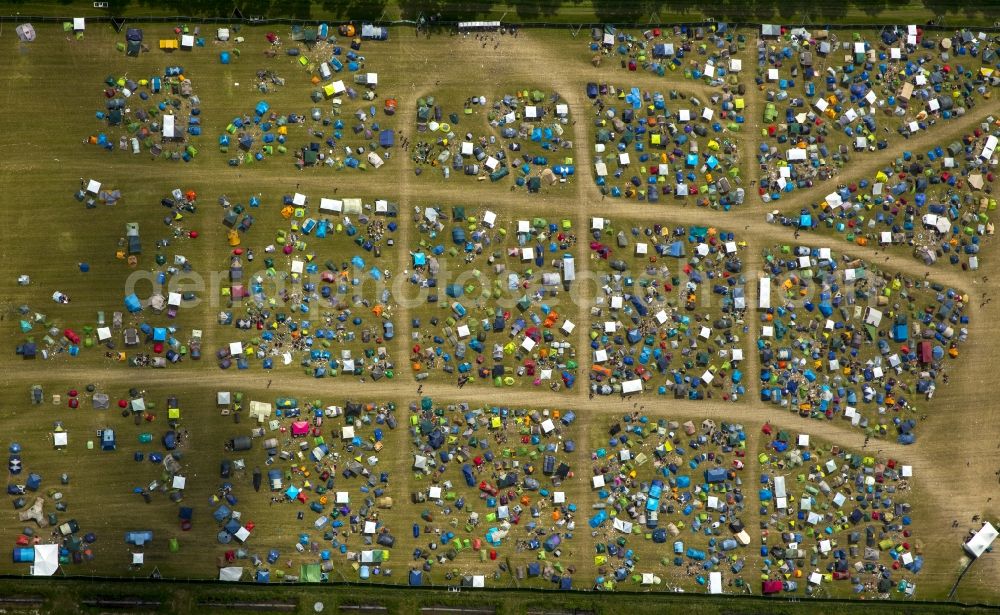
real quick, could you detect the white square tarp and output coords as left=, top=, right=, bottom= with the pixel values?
left=32, top=544, right=59, bottom=576
left=219, top=566, right=243, bottom=581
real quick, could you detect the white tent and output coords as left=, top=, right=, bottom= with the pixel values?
left=622, top=379, right=643, bottom=394
left=16, top=23, right=36, bottom=42
left=53, top=432, right=68, bottom=448
left=249, top=400, right=273, bottom=423
left=965, top=522, right=999, bottom=558
left=219, top=566, right=243, bottom=581
left=32, top=544, right=59, bottom=576
left=709, top=571, right=722, bottom=594
left=163, top=114, right=176, bottom=139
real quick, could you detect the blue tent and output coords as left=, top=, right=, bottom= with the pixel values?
left=12, top=548, right=33, bottom=563
left=124, top=294, right=142, bottom=313
left=704, top=468, right=727, bottom=483
left=379, top=130, right=395, bottom=148
left=256, top=570, right=270, bottom=583
left=101, top=429, right=116, bottom=451
left=153, top=328, right=167, bottom=342
left=124, top=530, right=153, bottom=546
left=408, top=569, right=423, bottom=586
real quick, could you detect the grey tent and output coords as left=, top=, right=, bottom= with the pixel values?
left=16, top=24, right=35, bottom=42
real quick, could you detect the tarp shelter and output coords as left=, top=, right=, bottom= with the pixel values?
left=16, top=23, right=35, bottom=42
left=965, top=522, right=999, bottom=558
left=219, top=566, right=243, bottom=581
left=31, top=544, right=58, bottom=576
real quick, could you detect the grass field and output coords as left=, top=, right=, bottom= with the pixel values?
left=2, top=13, right=1000, bottom=612
left=10, top=0, right=1000, bottom=27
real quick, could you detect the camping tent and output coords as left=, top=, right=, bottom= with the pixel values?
left=31, top=544, right=58, bottom=576
left=125, top=530, right=152, bottom=546
left=965, top=522, right=999, bottom=558
left=248, top=400, right=272, bottom=423
left=300, top=563, right=322, bottom=582
left=219, top=566, right=243, bottom=581
left=16, top=24, right=35, bottom=42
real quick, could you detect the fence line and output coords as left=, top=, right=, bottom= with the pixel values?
left=3, top=14, right=1000, bottom=34
left=3, top=572, right=1000, bottom=610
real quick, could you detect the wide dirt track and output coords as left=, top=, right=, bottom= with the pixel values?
left=0, top=19, right=999, bottom=608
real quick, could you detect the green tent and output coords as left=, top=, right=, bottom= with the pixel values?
left=169, top=538, right=179, bottom=552
left=300, top=563, right=322, bottom=583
